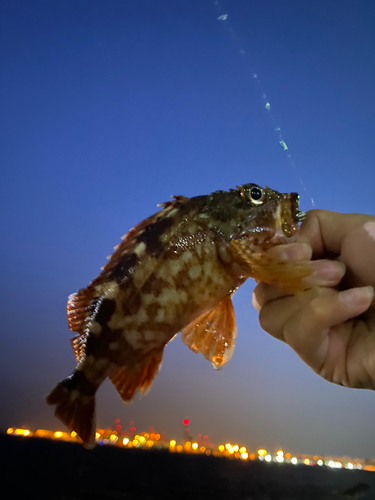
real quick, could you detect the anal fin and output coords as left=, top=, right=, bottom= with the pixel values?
left=110, top=349, right=164, bottom=402
left=181, top=295, right=237, bottom=370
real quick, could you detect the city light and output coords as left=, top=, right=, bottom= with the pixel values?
left=7, top=428, right=32, bottom=437
left=5, top=425, right=374, bottom=472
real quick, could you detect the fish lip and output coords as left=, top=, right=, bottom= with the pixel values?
left=295, top=210, right=306, bottom=222
left=290, top=192, right=306, bottom=223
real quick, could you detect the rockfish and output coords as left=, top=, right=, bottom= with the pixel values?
left=47, top=183, right=310, bottom=446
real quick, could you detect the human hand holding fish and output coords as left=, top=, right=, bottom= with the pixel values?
left=252, top=210, right=375, bottom=390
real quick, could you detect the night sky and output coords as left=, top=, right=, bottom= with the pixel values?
left=1, top=0, right=374, bottom=458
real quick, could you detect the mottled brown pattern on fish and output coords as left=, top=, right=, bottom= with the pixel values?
left=47, top=183, right=311, bottom=446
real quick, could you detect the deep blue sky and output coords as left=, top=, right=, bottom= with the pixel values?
left=1, top=0, right=374, bottom=457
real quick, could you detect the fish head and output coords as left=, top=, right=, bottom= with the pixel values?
left=228, top=183, right=305, bottom=249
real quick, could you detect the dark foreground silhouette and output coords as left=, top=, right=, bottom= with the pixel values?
left=2, top=434, right=374, bottom=500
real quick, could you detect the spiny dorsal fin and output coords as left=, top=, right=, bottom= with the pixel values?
left=66, top=290, right=99, bottom=360
left=181, top=295, right=237, bottom=370
left=157, top=195, right=188, bottom=208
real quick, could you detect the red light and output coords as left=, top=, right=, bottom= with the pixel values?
left=183, top=419, right=189, bottom=426
left=115, top=419, right=121, bottom=424
left=116, top=425, right=122, bottom=430
left=204, top=435, right=208, bottom=440
left=130, top=426, right=136, bottom=432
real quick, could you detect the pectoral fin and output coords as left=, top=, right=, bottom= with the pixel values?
left=229, top=239, right=312, bottom=293
left=181, top=295, right=237, bottom=370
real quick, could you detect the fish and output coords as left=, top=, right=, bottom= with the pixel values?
left=46, top=183, right=311, bottom=447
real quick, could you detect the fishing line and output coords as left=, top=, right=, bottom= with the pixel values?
left=213, top=0, right=314, bottom=207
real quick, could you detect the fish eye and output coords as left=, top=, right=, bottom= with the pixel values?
left=249, top=187, right=264, bottom=205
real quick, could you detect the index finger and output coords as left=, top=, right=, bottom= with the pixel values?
left=299, top=210, right=373, bottom=258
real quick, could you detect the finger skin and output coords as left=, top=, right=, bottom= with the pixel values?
left=258, top=286, right=375, bottom=388
left=300, top=210, right=375, bottom=258
left=300, top=211, right=375, bottom=296
left=253, top=210, right=375, bottom=389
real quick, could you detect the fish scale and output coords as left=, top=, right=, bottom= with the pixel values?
left=47, top=183, right=311, bottom=446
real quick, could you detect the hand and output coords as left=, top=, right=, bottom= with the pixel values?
left=252, top=210, right=375, bottom=390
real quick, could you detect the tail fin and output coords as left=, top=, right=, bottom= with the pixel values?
left=46, top=372, right=96, bottom=448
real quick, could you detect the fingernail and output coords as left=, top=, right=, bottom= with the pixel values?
left=364, top=221, right=375, bottom=241
left=312, top=261, right=346, bottom=283
left=339, top=286, right=374, bottom=307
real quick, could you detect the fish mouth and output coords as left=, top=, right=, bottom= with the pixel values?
left=290, top=192, right=306, bottom=222
left=280, top=192, right=305, bottom=238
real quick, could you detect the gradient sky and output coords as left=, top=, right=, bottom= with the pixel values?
left=1, top=0, right=374, bottom=458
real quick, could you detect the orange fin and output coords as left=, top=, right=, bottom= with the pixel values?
left=66, top=290, right=99, bottom=360
left=181, top=295, right=237, bottom=370
left=97, top=195, right=188, bottom=277
left=229, top=240, right=312, bottom=293
left=157, top=195, right=189, bottom=208
left=70, top=334, right=87, bottom=361
left=109, top=349, right=164, bottom=402
left=46, top=372, right=96, bottom=448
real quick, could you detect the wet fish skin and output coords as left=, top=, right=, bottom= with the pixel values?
left=46, top=183, right=310, bottom=446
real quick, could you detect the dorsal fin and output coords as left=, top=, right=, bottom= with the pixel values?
left=157, top=195, right=188, bottom=208
left=66, top=289, right=99, bottom=360
left=66, top=196, right=189, bottom=361
left=181, top=295, right=237, bottom=370
left=93, top=196, right=187, bottom=280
